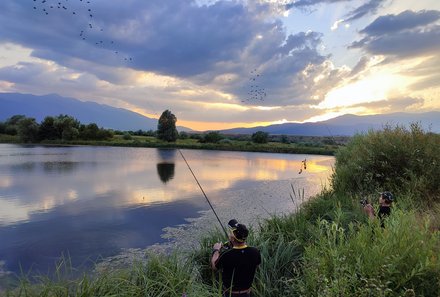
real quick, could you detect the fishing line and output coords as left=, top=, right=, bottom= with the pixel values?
left=178, top=149, right=228, bottom=238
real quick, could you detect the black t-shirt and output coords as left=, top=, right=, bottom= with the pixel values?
left=378, top=206, right=391, bottom=227
left=215, top=246, right=261, bottom=291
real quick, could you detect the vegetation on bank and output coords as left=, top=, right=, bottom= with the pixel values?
left=0, top=114, right=346, bottom=155
left=2, top=123, right=439, bottom=296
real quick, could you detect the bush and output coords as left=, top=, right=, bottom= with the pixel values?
left=331, top=123, right=440, bottom=205
left=218, top=138, right=232, bottom=145
left=252, top=131, right=269, bottom=144
left=179, top=131, right=189, bottom=139
left=123, top=132, right=132, bottom=140
left=201, top=131, right=224, bottom=143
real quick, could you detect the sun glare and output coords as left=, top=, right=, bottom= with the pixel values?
left=314, top=56, right=424, bottom=111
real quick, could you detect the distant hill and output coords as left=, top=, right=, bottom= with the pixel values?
left=220, top=112, right=440, bottom=136
left=0, top=93, right=192, bottom=132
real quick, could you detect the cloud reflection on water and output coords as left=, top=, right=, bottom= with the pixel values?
left=0, top=145, right=334, bottom=226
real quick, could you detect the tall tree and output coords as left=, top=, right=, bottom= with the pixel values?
left=17, top=117, right=39, bottom=143
left=157, top=110, right=178, bottom=142
left=39, top=116, right=58, bottom=140
left=54, top=115, right=80, bottom=141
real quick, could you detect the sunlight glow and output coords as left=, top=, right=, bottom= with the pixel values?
left=135, top=72, right=177, bottom=88
left=331, top=19, right=344, bottom=31
left=315, top=56, right=427, bottom=110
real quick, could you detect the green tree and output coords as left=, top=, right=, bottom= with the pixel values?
left=4, top=115, right=26, bottom=135
left=17, top=117, right=39, bottom=143
left=157, top=110, right=178, bottom=142
left=80, top=123, right=100, bottom=140
left=39, top=116, right=58, bottom=140
left=54, top=115, right=80, bottom=141
left=251, top=131, right=269, bottom=144
left=0, top=121, right=6, bottom=134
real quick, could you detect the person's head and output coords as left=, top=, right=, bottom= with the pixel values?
left=379, top=191, right=394, bottom=206
left=228, top=219, right=249, bottom=245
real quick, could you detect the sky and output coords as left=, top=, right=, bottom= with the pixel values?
left=0, top=0, right=439, bottom=130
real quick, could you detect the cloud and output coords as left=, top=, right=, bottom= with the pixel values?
left=0, top=0, right=269, bottom=78
left=405, top=56, right=440, bottom=92
left=360, top=10, right=440, bottom=36
left=331, top=19, right=345, bottom=31
left=351, top=10, right=440, bottom=58
left=329, top=0, right=390, bottom=32
left=351, top=96, right=425, bottom=112
left=283, top=0, right=387, bottom=21
left=1, top=0, right=336, bottom=111
left=284, top=0, right=348, bottom=10
left=344, top=0, right=388, bottom=22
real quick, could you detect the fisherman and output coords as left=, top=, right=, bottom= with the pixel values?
left=363, top=191, right=394, bottom=227
left=211, top=219, right=261, bottom=297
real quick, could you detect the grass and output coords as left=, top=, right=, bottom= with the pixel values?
left=0, top=133, right=340, bottom=155
left=3, top=123, right=440, bottom=296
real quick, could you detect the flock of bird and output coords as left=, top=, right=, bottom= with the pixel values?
left=30, top=0, right=134, bottom=62
left=30, top=1, right=270, bottom=104
left=242, top=68, right=267, bottom=103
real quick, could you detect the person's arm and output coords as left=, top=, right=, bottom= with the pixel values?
left=363, top=204, right=375, bottom=219
left=211, top=242, right=222, bottom=270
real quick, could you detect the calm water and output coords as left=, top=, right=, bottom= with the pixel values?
left=0, top=144, right=334, bottom=275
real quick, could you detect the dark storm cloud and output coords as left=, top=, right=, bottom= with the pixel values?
left=0, top=0, right=332, bottom=107
left=0, top=0, right=265, bottom=77
left=351, top=10, right=440, bottom=58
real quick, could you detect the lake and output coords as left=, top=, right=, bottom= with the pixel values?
left=0, top=144, right=334, bottom=276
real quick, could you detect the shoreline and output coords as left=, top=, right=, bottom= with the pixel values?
left=0, top=138, right=340, bottom=156
left=95, top=174, right=331, bottom=272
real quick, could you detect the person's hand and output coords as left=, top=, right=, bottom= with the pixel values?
left=213, top=242, right=222, bottom=250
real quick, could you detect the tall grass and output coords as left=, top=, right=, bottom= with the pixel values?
left=6, top=253, right=220, bottom=297
left=296, top=210, right=440, bottom=297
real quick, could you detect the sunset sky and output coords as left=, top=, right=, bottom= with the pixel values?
left=0, top=0, right=439, bottom=130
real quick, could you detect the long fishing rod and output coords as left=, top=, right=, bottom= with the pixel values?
left=178, top=149, right=229, bottom=238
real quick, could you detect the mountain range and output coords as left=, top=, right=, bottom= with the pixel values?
left=220, top=111, right=440, bottom=136
left=0, top=92, right=191, bottom=132
left=1, top=92, right=439, bottom=136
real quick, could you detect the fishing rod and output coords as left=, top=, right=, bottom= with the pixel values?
left=178, top=149, right=229, bottom=238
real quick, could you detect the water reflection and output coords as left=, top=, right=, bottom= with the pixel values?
left=0, top=144, right=335, bottom=276
left=156, top=148, right=177, bottom=162
left=156, top=162, right=175, bottom=183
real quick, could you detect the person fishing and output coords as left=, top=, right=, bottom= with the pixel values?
left=211, top=219, right=261, bottom=297
left=363, top=191, right=394, bottom=227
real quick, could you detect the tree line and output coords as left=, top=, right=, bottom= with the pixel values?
left=0, top=114, right=113, bottom=143
left=1, top=110, right=343, bottom=146
left=156, top=110, right=271, bottom=144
